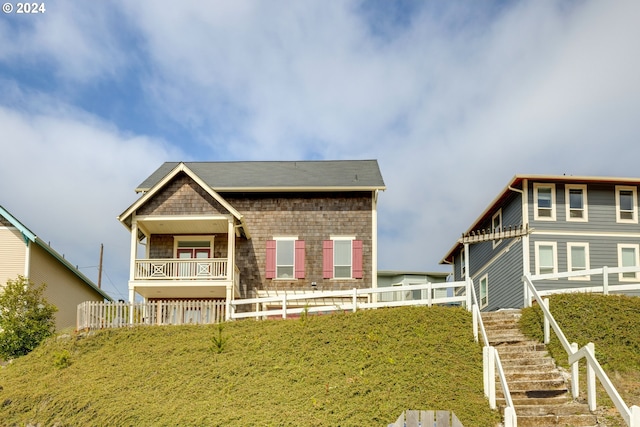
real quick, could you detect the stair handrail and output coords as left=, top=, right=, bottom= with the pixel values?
left=523, top=273, right=640, bottom=427
left=469, top=278, right=517, bottom=427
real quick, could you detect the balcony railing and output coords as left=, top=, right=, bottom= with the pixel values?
left=134, top=258, right=229, bottom=280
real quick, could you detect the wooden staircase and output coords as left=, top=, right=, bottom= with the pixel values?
left=482, top=310, right=599, bottom=427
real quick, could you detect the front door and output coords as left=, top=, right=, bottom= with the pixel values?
left=177, top=247, right=211, bottom=277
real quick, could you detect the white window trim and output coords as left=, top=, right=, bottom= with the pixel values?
left=173, top=235, right=214, bottom=257
left=565, top=184, right=588, bottom=222
left=479, top=274, right=488, bottom=309
left=533, top=183, right=556, bottom=221
left=567, top=242, right=590, bottom=281
left=274, top=236, right=298, bottom=280
left=615, top=186, right=638, bottom=224
left=331, top=236, right=355, bottom=279
left=617, top=243, right=640, bottom=282
left=460, top=247, right=466, bottom=279
left=492, top=209, right=503, bottom=249
left=534, top=241, right=558, bottom=278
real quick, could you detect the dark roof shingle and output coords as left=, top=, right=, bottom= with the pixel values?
left=137, top=160, right=386, bottom=192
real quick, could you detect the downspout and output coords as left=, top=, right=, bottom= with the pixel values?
left=372, top=190, right=379, bottom=302
left=509, top=182, right=530, bottom=305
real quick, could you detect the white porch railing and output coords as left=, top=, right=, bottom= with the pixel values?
left=134, top=258, right=229, bottom=280
left=77, top=300, right=226, bottom=330
left=523, top=271, right=640, bottom=427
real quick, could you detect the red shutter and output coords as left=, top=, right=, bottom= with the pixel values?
left=352, top=240, right=363, bottom=279
left=322, top=240, right=333, bottom=279
left=265, top=240, right=276, bottom=279
left=294, top=240, right=305, bottom=279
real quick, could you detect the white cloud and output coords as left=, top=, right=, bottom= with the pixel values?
left=2, top=0, right=640, bottom=293
left=0, top=92, right=183, bottom=299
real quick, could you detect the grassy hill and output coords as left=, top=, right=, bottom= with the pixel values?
left=0, top=306, right=501, bottom=426
left=520, top=293, right=640, bottom=426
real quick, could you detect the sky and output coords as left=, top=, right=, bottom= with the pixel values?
left=1, top=0, right=640, bottom=301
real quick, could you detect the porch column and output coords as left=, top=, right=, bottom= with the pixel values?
left=227, top=218, right=235, bottom=282
left=226, top=218, right=235, bottom=321
left=129, top=219, right=138, bottom=308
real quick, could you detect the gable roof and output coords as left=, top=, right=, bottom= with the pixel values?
left=439, top=174, right=640, bottom=265
left=135, top=160, right=386, bottom=193
left=0, top=205, right=113, bottom=301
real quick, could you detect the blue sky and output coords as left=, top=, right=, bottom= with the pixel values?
left=1, top=0, right=639, bottom=301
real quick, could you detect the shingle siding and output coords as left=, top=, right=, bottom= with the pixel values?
left=140, top=173, right=374, bottom=296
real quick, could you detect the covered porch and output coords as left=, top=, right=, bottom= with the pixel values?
left=127, top=214, right=245, bottom=305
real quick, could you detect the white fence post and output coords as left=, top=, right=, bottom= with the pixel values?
left=630, top=405, right=640, bottom=427
left=504, top=406, right=515, bottom=427
left=571, top=342, right=579, bottom=400
left=282, top=293, right=287, bottom=319
left=543, top=298, right=550, bottom=344
left=472, top=305, right=478, bottom=342
left=603, top=266, right=609, bottom=295
left=587, top=343, right=597, bottom=411
left=488, top=346, right=496, bottom=410
left=352, top=288, right=357, bottom=312
left=483, top=346, right=489, bottom=398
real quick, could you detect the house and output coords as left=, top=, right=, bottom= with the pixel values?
left=377, top=270, right=450, bottom=302
left=0, top=205, right=113, bottom=330
left=440, top=175, right=640, bottom=311
left=117, top=160, right=386, bottom=316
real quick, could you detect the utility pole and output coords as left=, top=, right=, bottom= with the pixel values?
left=98, top=243, right=104, bottom=289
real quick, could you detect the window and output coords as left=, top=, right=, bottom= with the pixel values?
left=617, top=243, right=639, bottom=281
left=567, top=243, right=590, bottom=280
left=334, top=239, right=352, bottom=278
left=492, top=209, right=502, bottom=248
left=535, top=242, right=557, bottom=276
left=534, top=183, right=556, bottom=220
left=266, top=238, right=305, bottom=279
left=566, top=185, right=588, bottom=221
left=479, top=274, right=488, bottom=308
left=616, top=186, right=638, bottom=223
left=276, top=239, right=295, bottom=278
left=460, top=247, right=466, bottom=278
left=323, top=238, right=363, bottom=279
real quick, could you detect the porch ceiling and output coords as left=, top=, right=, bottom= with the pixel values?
left=132, top=281, right=239, bottom=299
left=137, top=217, right=229, bottom=235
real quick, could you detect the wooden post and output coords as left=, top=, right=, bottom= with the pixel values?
left=472, top=304, right=478, bottom=342
left=571, top=342, right=579, bottom=399
left=282, top=293, right=287, bottom=319
left=630, top=405, right=640, bottom=427
left=603, top=266, right=609, bottom=295
left=488, top=346, right=496, bottom=410
left=97, top=243, right=103, bottom=289
left=587, top=343, right=596, bottom=411
left=543, top=298, right=550, bottom=344
left=504, top=406, right=515, bottom=427
left=352, top=288, right=357, bottom=313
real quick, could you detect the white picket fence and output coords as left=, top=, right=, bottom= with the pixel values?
left=77, top=281, right=470, bottom=330
left=77, top=300, right=226, bottom=330
left=523, top=268, right=640, bottom=427
left=388, top=410, right=464, bottom=427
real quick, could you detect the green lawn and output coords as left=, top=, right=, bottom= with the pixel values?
left=0, top=306, right=501, bottom=427
left=520, top=293, right=640, bottom=427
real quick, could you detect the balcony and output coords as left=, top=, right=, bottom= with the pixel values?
left=135, top=258, right=230, bottom=280
left=130, top=258, right=240, bottom=299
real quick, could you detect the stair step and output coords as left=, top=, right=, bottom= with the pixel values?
left=502, top=372, right=565, bottom=382
left=515, top=413, right=598, bottom=427
left=497, top=395, right=572, bottom=406
left=514, top=403, right=593, bottom=416
left=500, top=357, right=556, bottom=368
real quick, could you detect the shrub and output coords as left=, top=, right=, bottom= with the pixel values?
left=0, top=276, right=57, bottom=360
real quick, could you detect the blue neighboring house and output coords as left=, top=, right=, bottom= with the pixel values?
left=440, top=175, right=640, bottom=311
